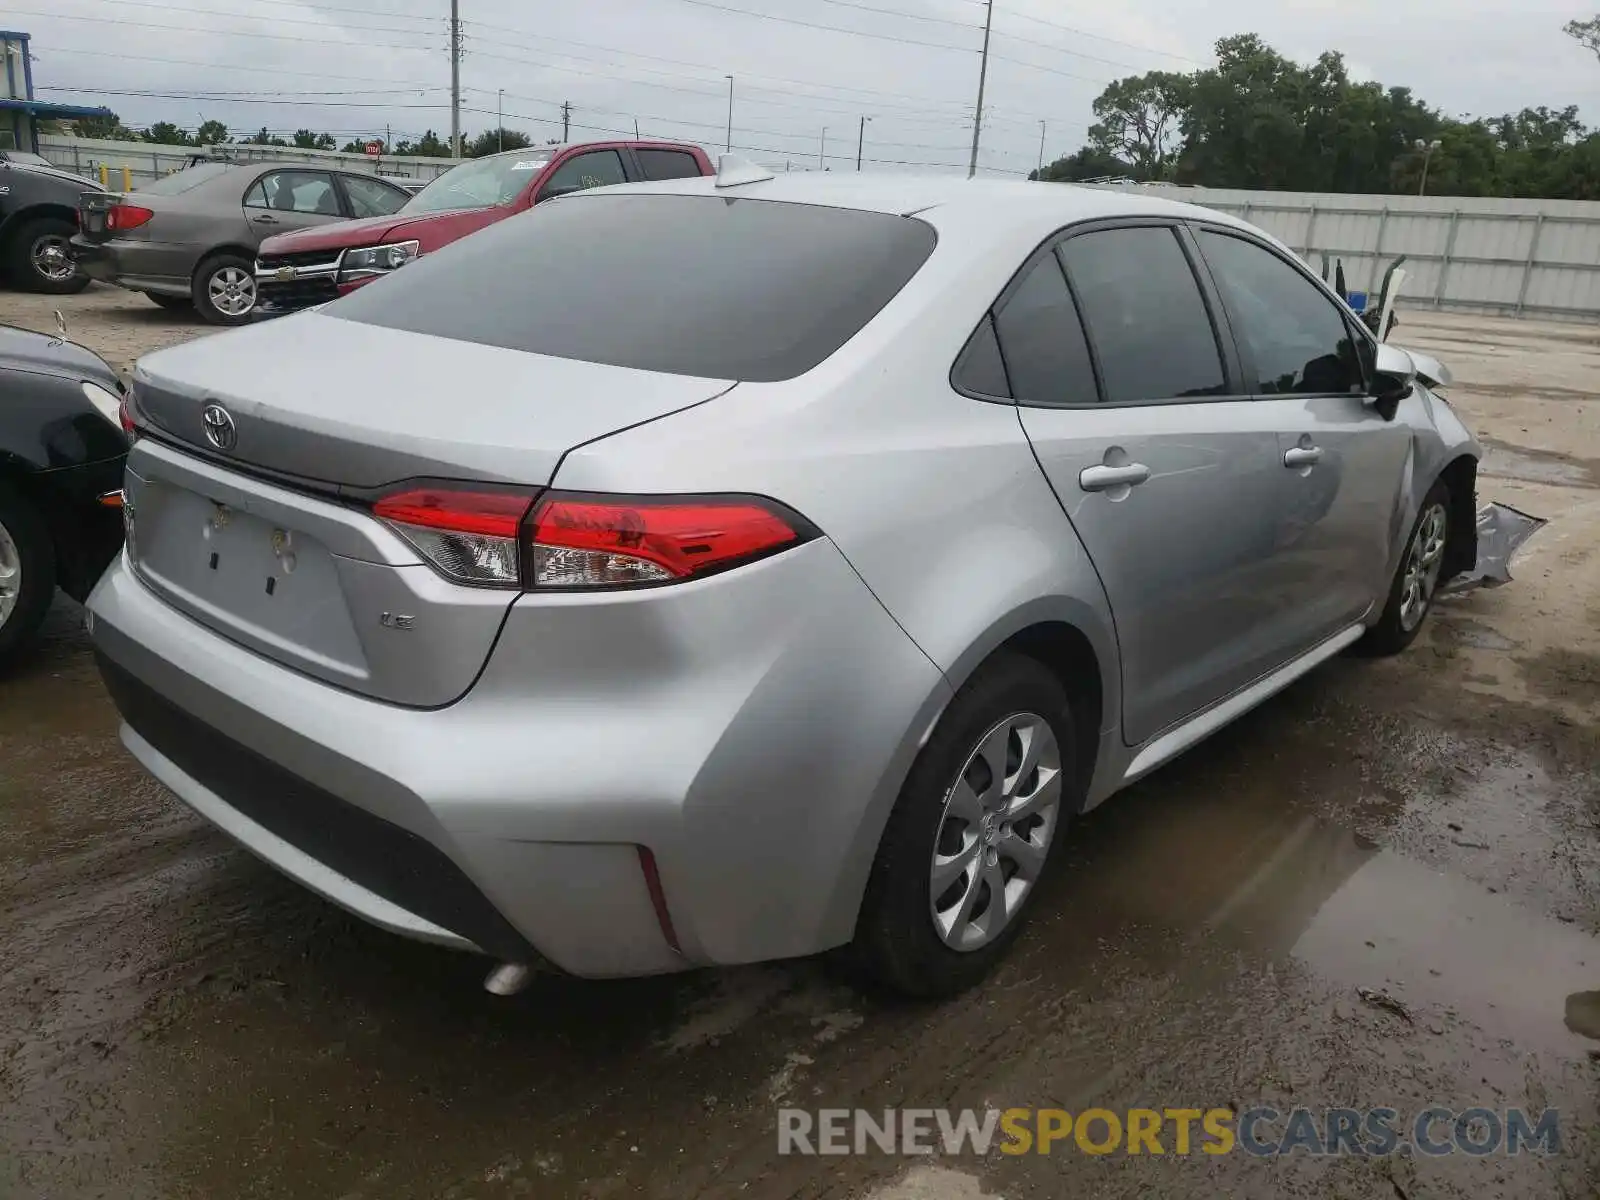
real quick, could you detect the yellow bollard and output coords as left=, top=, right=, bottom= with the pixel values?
left=99, top=163, right=108, bottom=188
left=122, top=166, right=133, bottom=192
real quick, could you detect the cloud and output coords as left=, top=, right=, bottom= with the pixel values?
left=19, top=0, right=1600, bottom=172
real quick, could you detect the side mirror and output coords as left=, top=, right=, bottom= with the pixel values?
left=1365, top=343, right=1415, bottom=419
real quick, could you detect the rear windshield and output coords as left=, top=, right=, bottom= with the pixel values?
left=328, top=193, right=937, bottom=381
left=403, top=153, right=550, bottom=212
left=140, top=162, right=232, bottom=195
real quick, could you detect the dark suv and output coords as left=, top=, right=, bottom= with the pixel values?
left=253, top=140, right=713, bottom=316
left=0, top=153, right=104, bottom=293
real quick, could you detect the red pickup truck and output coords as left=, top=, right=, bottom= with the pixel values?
left=253, top=139, right=713, bottom=315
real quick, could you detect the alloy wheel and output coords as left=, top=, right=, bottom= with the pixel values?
left=929, top=712, right=1062, bottom=952
left=1399, top=502, right=1449, bottom=632
left=208, top=266, right=256, bottom=317
left=0, top=518, right=21, bottom=631
left=30, top=234, right=75, bottom=284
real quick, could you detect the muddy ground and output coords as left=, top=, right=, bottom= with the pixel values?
left=2, top=288, right=1598, bottom=1199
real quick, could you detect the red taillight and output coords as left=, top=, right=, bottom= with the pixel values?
left=636, top=846, right=682, bottom=954
left=373, top=488, right=534, bottom=587
left=373, top=487, right=814, bottom=590
left=526, top=493, right=810, bottom=588
left=118, top=393, right=137, bottom=437
left=106, top=204, right=154, bottom=232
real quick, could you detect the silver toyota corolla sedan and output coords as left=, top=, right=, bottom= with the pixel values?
left=88, top=166, right=1480, bottom=997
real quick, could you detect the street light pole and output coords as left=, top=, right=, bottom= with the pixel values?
left=856, top=115, right=870, bottom=171
left=497, top=89, right=504, bottom=152
left=1416, top=138, right=1442, bottom=196
left=724, top=75, right=734, bottom=153
left=1036, top=119, right=1046, bottom=176
left=966, top=0, right=993, bottom=178
left=819, top=126, right=826, bottom=169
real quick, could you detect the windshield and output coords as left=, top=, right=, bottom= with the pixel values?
left=403, top=153, right=550, bottom=213
left=139, top=162, right=233, bottom=195
left=330, top=194, right=938, bottom=382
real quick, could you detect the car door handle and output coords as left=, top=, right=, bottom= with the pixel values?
left=251, top=214, right=279, bottom=224
left=1079, top=463, right=1151, bottom=492
left=1284, top=446, right=1324, bottom=468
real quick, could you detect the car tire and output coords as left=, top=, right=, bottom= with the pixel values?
left=0, top=482, right=57, bottom=673
left=852, top=653, right=1077, bottom=998
left=1357, top=478, right=1451, bottom=656
left=145, top=291, right=194, bottom=313
left=7, top=216, right=91, bottom=294
left=191, top=252, right=257, bottom=326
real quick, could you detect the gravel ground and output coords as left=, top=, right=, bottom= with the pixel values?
left=2, top=284, right=1598, bottom=1200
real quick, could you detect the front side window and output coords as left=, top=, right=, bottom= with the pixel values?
left=1198, top=230, right=1365, bottom=395
left=538, top=150, right=628, bottom=200
left=1059, top=226, right=1226, bottom=404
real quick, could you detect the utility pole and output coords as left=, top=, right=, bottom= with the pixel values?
left=967, top=0, right=993, bottom=179
left=634, top=118, right=640, bottom=139
left=497, top=89, right=504, bottom=152
left=449, top=0, right=462, bottom=158
left=856, top=115, right=870, bottom=170
left=561, top=101, right=572, bottom=141
left=1037, top=120, right=1046, bottom=175
left=819, top=126, right=826, bottom=169
left=724, top=75, right=734, bottom=152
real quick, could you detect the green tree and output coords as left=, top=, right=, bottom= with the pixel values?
left=291, top=129, right=336, bottom=150
left=244, top=127, right=289, bottom=147
left=1087, top=71, right=1187, bottom=180
left=464, top=127, right=533, bottom=157
left=394, top=129, right=452, bottom=157
left=341, top=137, right=382, bottom=154
left=193, top=119, right=229, bottom=146
left=72, top=111, right=137, bottom=140
left=141, top=122, right=194, bottom=146
left=1031, top=146, right=1134, bottom=182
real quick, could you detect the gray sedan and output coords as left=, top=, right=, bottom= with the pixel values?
left=71, top=162, right=411, bottom=325
left=91, top=172, right=1480, bottom=998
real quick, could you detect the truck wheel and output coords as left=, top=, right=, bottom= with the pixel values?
left=192, top=252, right=257, bottom=326
left=0, top=483, right=56, bottom=672
left=7, top=217, right=91, bottom=294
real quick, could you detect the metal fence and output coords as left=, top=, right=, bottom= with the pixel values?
left=36, top=134, right=461, bottom=189
left=1103, top=184, right=1600, bottom=322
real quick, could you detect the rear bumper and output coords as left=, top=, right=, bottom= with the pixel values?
left=71, top=236, right=194, bottom=296
left=88, top=539, right=948, bottom=977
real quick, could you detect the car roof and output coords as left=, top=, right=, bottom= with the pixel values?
left=581, top=171, right=1245, bottom=237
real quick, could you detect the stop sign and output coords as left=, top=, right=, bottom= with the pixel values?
left=364, top=141, right=383, bottom=156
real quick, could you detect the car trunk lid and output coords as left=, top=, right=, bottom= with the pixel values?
left=122, top=312, right=734, bottom=706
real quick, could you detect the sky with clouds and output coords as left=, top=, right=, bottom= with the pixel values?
left=15, top=0, right=1600, bottom=173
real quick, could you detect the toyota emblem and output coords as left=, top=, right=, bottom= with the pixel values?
left=201, top=403, right=238, bottom=452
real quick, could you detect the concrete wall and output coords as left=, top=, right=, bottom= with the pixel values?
left=1105, top=184, right=1600, bottom=322
left=36, top=134, right=461, bottom=187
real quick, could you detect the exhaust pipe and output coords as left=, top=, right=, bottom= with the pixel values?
left=483, top=962, right=534, bottom=996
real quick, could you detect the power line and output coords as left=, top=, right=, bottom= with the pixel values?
left=992, top=8, right=1206, bottom=66
left=666, top=0, right=978, bottom=53
left=63, top=0, right=442, bottom=35
left=808, top=0, right=981, bottom=29
left=37, top=86, right=451, bottom=111
left=32, top=45, right=437, bottom=87
left=10, top=9, right=439, bottom=51
left=42, top=83, right=449, bottom=98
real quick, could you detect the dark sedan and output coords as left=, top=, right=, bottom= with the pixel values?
left=0, top=320, right=128, bottom=669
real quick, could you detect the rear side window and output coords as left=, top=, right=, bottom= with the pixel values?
left=140, top=162, right=230, bottom=194
left=328, top=194, right=937, bottom=382
left=637, top=149, right=703, bottom=181
left=538, top=150, right=627, bottom=200
left=952, top=315, right=1010, bottom=398
left=1059, top=227, right=1226, bottom=404
left=990, top=253, right=1097, bottom=405
left=342, top=173, right=410, bottom=219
